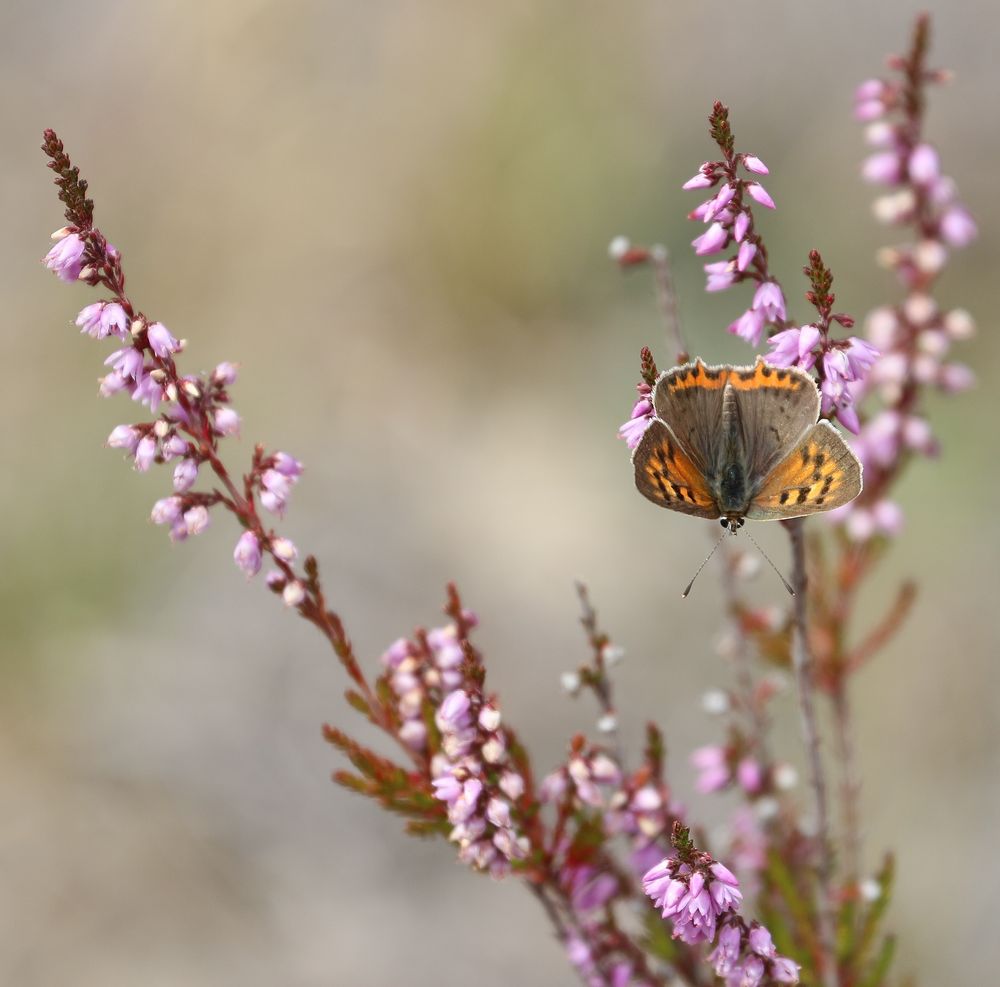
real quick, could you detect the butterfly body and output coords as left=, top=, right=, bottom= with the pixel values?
left=632, top=356, right=862, bottom=530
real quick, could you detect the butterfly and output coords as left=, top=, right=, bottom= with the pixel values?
left=632, top=356, right=862, bottom=532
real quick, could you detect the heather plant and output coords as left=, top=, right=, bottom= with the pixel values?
left=40, top=15, right=974, bottom=987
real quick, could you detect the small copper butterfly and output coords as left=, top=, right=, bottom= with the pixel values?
left=632, top=356, right=862, bottom=531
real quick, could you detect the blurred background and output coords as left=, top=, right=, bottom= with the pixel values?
left=2, top=2, right=997, bottom=984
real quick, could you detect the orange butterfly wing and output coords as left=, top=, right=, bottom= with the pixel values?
left=632, top=418, right=720, bottom=519
left=746, top=421, right=863, bottom=520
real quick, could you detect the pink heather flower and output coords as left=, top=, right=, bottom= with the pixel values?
left=709, top=922, right=742, bottom=976
left=643, top=860, right=743, bottom=944
left=183, top=505, right=210, bottom=535
left=272, top=452, right=304, bottom=478
left=705, top=261, right=737, bottom=292
left=907, top=143, right=940, bottom=185
left=683, top=163, right=717, bottom=189
left=822, top=347, right=851, bottom=386
left=691, top=745, right=730, bottom=794
left=618, top=398, right=654, bottom=450
left=736, top=241, right=756, bottom=272
left=736, top=758, right=763, bottom=794
left=737, top=955, right=766, bottom=985
left=855, top=78, right=885, bottom=102
left=44, top=232, right=86, bottom=281
left=871, top=499, right=904, bottom=536
left=766, top=324, right=821, bottom=369
left=131, top=375, right=164, bottom=412
left=706, top=183, right=737, bottom=221
left=161, top=434, right=190, bottom=460
left=940, top=362, right=974, bottom=393
left=436, top=690, right=472, bottom=732
left=855, top=98, right=886, bottom=122
left=862, top=151, right=903, bottom=185
left=692, top=222, right=728, bottom=256
left=99, top=371, right=129, bottom=398
left=147, top=322, right=181, bottom=358
left=212, top=361, right=239, bottom=386
left=151, top=496, right=183, bottom=525
left=843, top=337, right=880, bottom=379
left=233, top=531, right=262, bottom=577
left=75, top=302, right=105, bottom=338
left=743, top=154, right=768, bottom=175
left=271, top=537, right=298, bottom=562
left=748, top=925, right=776, bottom=957
left=753, top=281, right=786, bottom=321
left=733, top=211, right=750, bottom=242
left=939, top=205, right=977, bottom=247
left=212, top=407, right=241, bottom=436
left=730, top=307, right=766, bottom=347
left=101, top=303, right=129, bottom=338
left=282, top=580, right=306, bottom=607
left=134, top=434, right=157, bottom=472
left=107, top=424, right=141, bottom=454
left=398, top=719, right=427, bottom=750
left=105, top=346, right=144, bottom=383
left=173, top=458, right=198, bottom=493
left=745, top=183, right=775, bottom=209
left=771, top=956, right=801, bottom=982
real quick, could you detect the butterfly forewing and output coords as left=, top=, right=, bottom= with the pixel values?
left=651, top=360, right=729, bottom=472
left=746, top=421, right=862, bottom=520
left=726, top=358, right=821, bottom=486
left=632, top=419, right=720, bottom=519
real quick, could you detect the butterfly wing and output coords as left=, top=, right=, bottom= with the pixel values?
left=651, top=359, right=729, bottom=472
left=727, top=357, right=821, bottom=487
left=632, top=418, right=721, bottom=519
left=745, top=420, right=862, bottom=520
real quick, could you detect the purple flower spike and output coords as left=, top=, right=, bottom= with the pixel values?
left=746, top=182, right=776, bottom=209
left=44, top=232, right=86, bottom=281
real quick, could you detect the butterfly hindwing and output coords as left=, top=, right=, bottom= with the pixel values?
left=632, top=418, right=720, bottom=519
left=746, top=420, right=862, bottom=520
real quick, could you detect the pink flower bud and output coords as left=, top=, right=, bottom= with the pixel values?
left=743, top=154, right=768, bottom=174
left=233, top=531, right=262, bottom=577
left=907, top=143, right=940, bottom=185
left=183, top=505, right=210, bottom=535
left=692, top=222, right=728, bottom=256
left=746, top=182, right=775, bottom=209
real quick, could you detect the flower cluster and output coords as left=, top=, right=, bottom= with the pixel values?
left=41, top=145, right=306, bottom=588
left=831, top=18, right=977, bottom=539
left=762, top=252, right=879, bottom=433
left=418, top=622, right=530, bottom=877
left=617, top=346, right=658, bottom=450
left=541, top=744, right=621, bottom=809
left=683, top=103, right=786, bottom=347
left=642, top=827, right=743, bottom=945
left=709, top=921, right=799, bottom=985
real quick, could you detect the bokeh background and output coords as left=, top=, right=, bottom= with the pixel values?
left=2, top=2, right=997, bottom=984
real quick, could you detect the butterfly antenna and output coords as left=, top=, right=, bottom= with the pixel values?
left=681, top=531, right=727, bottom=599
left=745, top=529, right=796, bottom=596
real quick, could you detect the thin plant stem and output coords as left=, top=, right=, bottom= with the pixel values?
left=650, top=246, right=689, bottom=364
left=832, top=685, right=862, bottom=891
left=785, top=517, right=838, bottom=987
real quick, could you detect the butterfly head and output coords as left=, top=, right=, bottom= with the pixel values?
left=721, top=515, right=746, bottom=534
